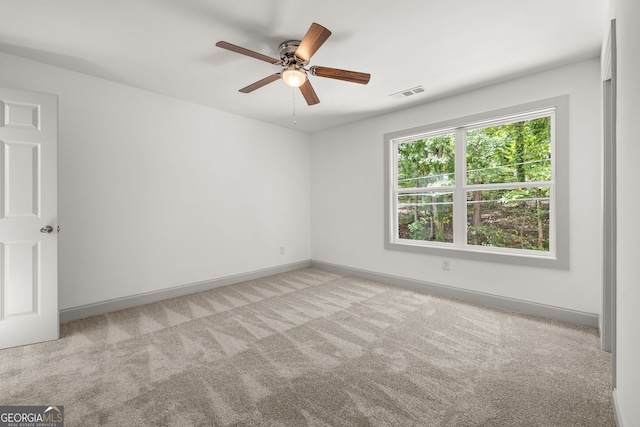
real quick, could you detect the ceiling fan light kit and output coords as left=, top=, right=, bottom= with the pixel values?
left=282, top=67, right=306, bottom=88
left=216, top=23, right=371, bottom=106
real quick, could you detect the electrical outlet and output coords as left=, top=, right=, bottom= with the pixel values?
left=442, top=260, right=450, bottom=271
left=280, top=247, right=285, bottom=255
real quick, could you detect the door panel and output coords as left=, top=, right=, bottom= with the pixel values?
left=0, top=86, right=57, bottom=349
left=2, top=242, right=39, bottom=317
left=1, top=99, right=41, bottom=130
left=2, top=140, right=41, bottom=217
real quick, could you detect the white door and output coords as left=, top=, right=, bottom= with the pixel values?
left=0, top=86, right=58, bottom=349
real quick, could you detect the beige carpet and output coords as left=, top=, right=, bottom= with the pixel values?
left=0, top=268, right=613, bottom=426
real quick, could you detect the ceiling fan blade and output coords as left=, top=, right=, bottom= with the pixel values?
left=239, top=74, right=281, bottom=93
left=216, top=41, right=280, bottom=64
left=295, top=23, right=332, bottom=62
left=299, top=80, right=320, bottom=105
left=312, top=66, right=371, bottom=85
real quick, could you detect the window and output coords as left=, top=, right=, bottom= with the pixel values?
left=384, top=96, right=569, bottom=268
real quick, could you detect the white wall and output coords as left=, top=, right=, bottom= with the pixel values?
left=0, top=52, right=311, bottom=311
left=609, top=0, right=640, bottom=425
left=311, top=58, right=602, bottom=314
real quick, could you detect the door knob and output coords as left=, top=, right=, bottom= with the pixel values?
left=40, top=225, right=54, bottom=234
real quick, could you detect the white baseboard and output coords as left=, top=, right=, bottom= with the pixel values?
left=60, top=259, right=599, bottom=329
left=59, top=260, right=311, bottom=323
left=311, top=261, right=599, bottom=328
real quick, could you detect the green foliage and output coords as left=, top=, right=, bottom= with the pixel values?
left=408, top=219, right=430, bottom=241
left=466, top=199, right=550, bottom=251
left=406, top=215, right=451, bottom=243
left=467, top=224, right=507, bottom=247
left=397, top=133, right=455, bottom=188
left=397, top=134, right=455, bottom=243
left=466, top=117, right=551, bottom=185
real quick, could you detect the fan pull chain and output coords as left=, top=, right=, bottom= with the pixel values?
left=292, top=87, right=297, bottom=125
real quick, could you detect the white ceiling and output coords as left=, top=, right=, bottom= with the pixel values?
left=0, top=0, right=606, bottom=133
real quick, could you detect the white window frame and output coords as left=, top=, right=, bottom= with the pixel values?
left=384, top=96, right=569, bottom=269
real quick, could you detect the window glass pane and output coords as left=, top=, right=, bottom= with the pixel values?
left=397, top=192, right=453, bottom=242
left=397, top=133, right=455, bottom=188
left=466, top=188, right=550, bottom=251
left=466, top=117, right=551, bottom=185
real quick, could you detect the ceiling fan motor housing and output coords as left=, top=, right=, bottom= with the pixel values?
left=278, top=40, right=307, bottom=66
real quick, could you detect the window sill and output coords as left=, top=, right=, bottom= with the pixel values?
left=385, top=239, right=568, bottom=269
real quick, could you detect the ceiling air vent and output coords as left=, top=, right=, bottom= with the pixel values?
left=389, top=86, right=425, bottom=100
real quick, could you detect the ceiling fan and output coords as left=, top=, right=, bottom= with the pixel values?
left=215, top=23, right=371, bottom=106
